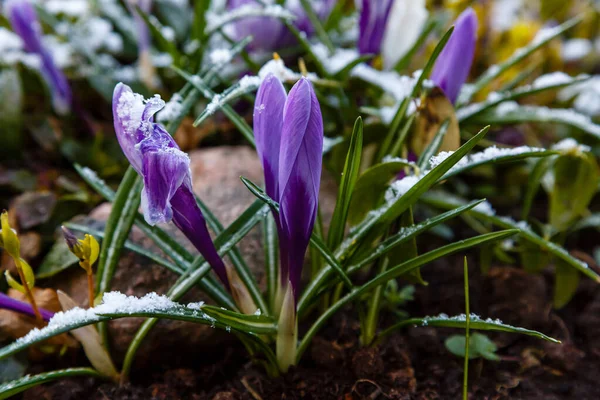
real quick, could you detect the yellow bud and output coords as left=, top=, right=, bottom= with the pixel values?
left=0, top=211, right=20, bottom=259
left=82, top=234, right=100, bottom=268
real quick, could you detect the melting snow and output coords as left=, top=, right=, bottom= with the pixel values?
left=156, top=93, right=183, bottom=123
left=209, top=48, right=233, bottom=65
left=562, top=38, right=592, bottom=62
left=552, top=138, right=591, bottom=153
left=351, top=64, right=416, bottom=101
left=311, top=42, right=360, bottom=74
left=13, top=292, right=217, bottom=348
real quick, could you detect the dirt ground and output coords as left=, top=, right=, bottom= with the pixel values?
left=18, top=252, right=600, bottom=400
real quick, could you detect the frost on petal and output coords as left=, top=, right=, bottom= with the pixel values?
left=253, top=73, right=287, bottom=200
left=139, top=129, right=190, bottom=225
left=112, top=83, right=147, bottom=171
left=278, top=78, right=323, bottom=294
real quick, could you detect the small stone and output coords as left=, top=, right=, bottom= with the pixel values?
left=11, top=191, right=57, bottom=229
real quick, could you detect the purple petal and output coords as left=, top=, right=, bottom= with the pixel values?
left=228, top=0, right=286, bottom=51
left=430, top=7, right=478, bottom=104
left=278, top=78, right=323, bottom=295
left=170, top=183, right=230, bottom=288
left=358, top=0, right=394, bottom=55
left=126, top=0, right=153, bottom=52
left=254, top=73, right=287, bottom=201
left=7, top=0, right=71, bottom=114
left=0, top=292, right=54, bottom=321
left=139, top=129, right=190, bottom=225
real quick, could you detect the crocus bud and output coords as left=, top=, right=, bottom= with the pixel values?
left=61, top=227, right=99, bottom=274
left=0, top=292, right=54, bottom=321
left=112, top=83, right=229, bottom=288
left=430, top=8, right=478, bottom=104
left=254, top=74, right=323, bottom=301
left=358, top=0, right=428, bottom=70
left=358, top=0, right=394, bottom=56
left=5, top=0, right=71, bottom=114
left=278, top=77, right=323, bottom=297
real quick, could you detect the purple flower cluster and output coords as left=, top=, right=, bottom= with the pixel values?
left=254, top=74, right=323, bottom=299
left=228, top=0, right=335, bottom=52
left=5, top=0, right=71, bottom=114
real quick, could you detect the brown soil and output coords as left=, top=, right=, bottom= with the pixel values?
left=18, top=254, right=600, bottom=400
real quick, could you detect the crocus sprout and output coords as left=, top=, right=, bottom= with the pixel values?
left=358, top=0, right=429, bottom=69
left=0, top=292, right=54, bottom=321
left=430, top=7, right=478, bottom=104
left=112, top=83, right=256, bottom=313
left=5, top=0, right=72, bottom=114
left=62, top=227, right=100, bottom=307
left=254, top=74, right=323, bottom=371
left=0, top=211, right=42, bottom=322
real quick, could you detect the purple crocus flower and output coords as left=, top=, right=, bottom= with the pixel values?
left=127, top=0, right=152, bottom=54
left=358, top=0, right=394, bottom=55
left=0, top=292, right=54, bottom=321
left=5, top=0, right=71, bottom=114
left=228, top=0, right=335, bottom=52
left=254, top=74, right=323, bottom=299
left=112, top=83, right=229, bottom=288
left=430, top=7, right=478, bottom=104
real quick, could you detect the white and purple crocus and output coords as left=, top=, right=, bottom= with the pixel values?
left=254, top=74, right=323, bottom=301
left=430, top=7, right=478, bottom=104
left=112, top=83, right=229, bottom=289
left=5, top=0, right=71, bottom=114
left=228, top=0, right=335, bottom=52
left=358, top=0, right=428, bottom=69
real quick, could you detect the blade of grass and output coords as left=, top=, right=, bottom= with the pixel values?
left=334, top=127, right=489, bottom=264
left=458, top=16, right=582, bottom=105
left=172, top=66, right=256, bottom=146
left=422, top=192, right=600, bottom=282
left=0, top=368, right=105, bottom=400
left=298, top=200, right=486, bottom=315
left=417, top=119, right=450, bottom=170
left=327, top=117, right=363, bottom=249
left=463, top=257, right=470, bottom=400
left=296, top=230, right=518, bottom=360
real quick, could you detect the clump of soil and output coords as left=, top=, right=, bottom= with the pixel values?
left=18, top=255, right=600, bottom=400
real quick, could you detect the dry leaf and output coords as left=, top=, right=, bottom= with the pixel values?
left=410, top=87, right=460, bottom=156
